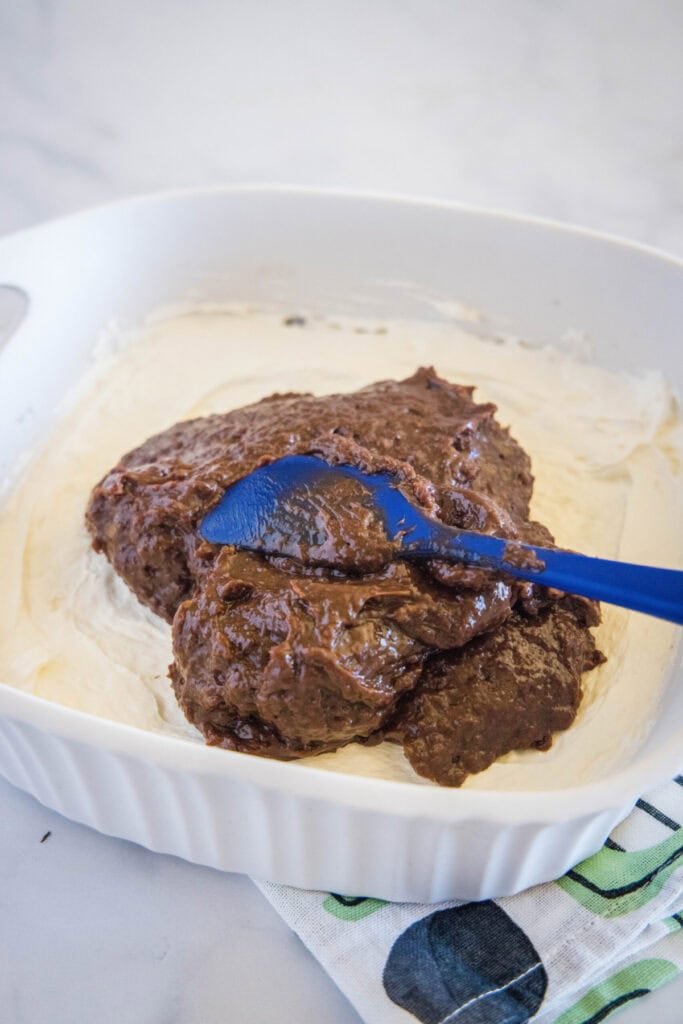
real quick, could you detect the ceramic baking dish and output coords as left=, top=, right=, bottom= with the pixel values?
left=0, top=186, right=681, bottom=903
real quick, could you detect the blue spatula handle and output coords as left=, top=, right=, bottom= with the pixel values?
left=408, top=528, right=683, bottom=625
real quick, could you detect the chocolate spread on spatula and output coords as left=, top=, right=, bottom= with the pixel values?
left=86, top=368, right=603, bottom=785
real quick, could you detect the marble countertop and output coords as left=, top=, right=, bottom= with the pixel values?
left=1, top=2, right=682, bottom=1021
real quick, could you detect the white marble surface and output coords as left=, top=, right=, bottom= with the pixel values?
left=1, top=0, right=683, bottom=255
left=1, top=2, right=682, bottom=1021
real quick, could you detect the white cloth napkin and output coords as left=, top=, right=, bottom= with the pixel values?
left=256, top=775, right=683, bottom=1023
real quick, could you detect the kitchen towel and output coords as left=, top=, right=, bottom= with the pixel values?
left=255, top=774, right=683, bottom=1023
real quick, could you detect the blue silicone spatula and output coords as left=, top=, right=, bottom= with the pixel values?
left=200, top=455, right=683, bottom=625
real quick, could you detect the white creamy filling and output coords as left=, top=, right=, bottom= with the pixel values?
left=0, top=308, right=681, bottom=790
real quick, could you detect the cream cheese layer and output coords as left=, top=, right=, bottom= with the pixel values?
left=1, top=308, right=681, bottom=789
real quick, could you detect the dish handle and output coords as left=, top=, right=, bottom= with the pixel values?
left=0, top=227, right=45, bottom=358
left=0, top=285, right=29, bottom=354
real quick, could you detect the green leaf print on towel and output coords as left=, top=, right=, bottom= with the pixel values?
left=664, top=911, right=683, bottom=933
left=557, top=830, right=683, bottom=917
left=322, top=894, right=387, bottom=921
left=553, top=958, right=679, bottom=1024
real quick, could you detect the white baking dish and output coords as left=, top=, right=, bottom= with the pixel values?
left=0, top=186, right=681, bottom=903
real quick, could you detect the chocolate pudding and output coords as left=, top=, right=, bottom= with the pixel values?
left=87, top=368, right=603, bottom=785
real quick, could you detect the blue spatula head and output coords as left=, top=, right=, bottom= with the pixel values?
left=199, top=454, right=431, bottom=570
